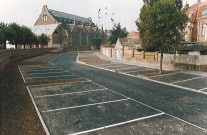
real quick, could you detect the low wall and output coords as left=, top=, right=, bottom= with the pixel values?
left=101, top=45, right=207, bottom=71
left=0, top=48, right=54, bottom=72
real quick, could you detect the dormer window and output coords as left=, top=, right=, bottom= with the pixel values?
left=202, top=9, right=207, bottom=16
left=43, top=15, right=47, bottom=22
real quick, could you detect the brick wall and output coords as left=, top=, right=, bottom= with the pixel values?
left=0, top=48, right=54, bottom=72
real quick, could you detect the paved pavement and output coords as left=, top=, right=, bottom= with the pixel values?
left=78, top=52, right=207, bottom=95
left=18, top=52, right=207, bottom=135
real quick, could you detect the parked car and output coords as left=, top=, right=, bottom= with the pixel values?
left=49, top=49, right=61, bottom=54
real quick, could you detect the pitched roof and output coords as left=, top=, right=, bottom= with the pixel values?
left=49, top=9, right=93, bottom=24
left=118, top=38, right=128, bottom=43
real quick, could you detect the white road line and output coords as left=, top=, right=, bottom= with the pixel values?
left=18, top=66, right=26, bottom=83
left=76, top=60, right=116, bottom=73
left=24, top=68, right=58, bottom=71
left=146, top=77, right=207, bottom=95
left=76, top=53, right=80, bottom=61
left=28, top=80, right=90, bottom=87
left=26, top=86, right=50, bottom=135
left=123, top=68, right=154, bottom=73
left=172, top=76, right=207, bottom=84
left=89, top=81, right=207, bottom=132
left=44, top=98, right=129, bottom=113
left=35, top=88, right=107, bottom=98
left=20, top=67, right=55, bottom=70
left=49, top=53, right=63, bottom=63
left=29, top=74, right=74, bottom=79
left=199, top=88, right=207, bottom=91
left=24, top=68, right=60, bottom=72
left=27, top=71, right=66, bottom=75
left=77, top=58, right=207, bottom=96
left=70, top=112, right=165, bottom=135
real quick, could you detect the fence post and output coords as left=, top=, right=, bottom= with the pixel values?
left=131, top=49, right=134, bottom=58
left=142, top=51, right=145, bottom=59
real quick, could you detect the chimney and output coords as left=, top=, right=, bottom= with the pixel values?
left=185, top=1, right=189, bottom=9
left=88, top=17, right=92, bottom=22
left=42, top=5, right=48, bottom=12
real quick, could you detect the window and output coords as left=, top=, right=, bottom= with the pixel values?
left=202, top=24, right=207, bottom=36
left=43, top=15, right=47, bottom=22
left=89, top=33, right=93, bottom=42
left=202, top=9, right=207, bottom=16
left=82, top=33, right=86, bottom=45
left=73, top=32, right=79, bottom=44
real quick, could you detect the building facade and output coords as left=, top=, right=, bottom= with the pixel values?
left=185, top=0, right=207, bottom=42
left=33, top=5, right=107, bottom=49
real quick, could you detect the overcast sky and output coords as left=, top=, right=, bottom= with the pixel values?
left=0, top=0, right=202, bottom=32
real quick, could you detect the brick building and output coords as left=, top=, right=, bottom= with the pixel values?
left=185, top=0, right=207, bottom=42
left=32, top=5, right=107, bottom=49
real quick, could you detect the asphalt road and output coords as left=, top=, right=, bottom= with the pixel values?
left=50, top=52, right=207, bottom=134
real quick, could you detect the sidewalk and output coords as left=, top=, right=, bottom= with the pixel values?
left=94, top=52, right=207, bottom=77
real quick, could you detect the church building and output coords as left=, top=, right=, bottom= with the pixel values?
left=32, top=5, right=107, bottom=49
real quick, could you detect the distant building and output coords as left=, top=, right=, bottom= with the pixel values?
left=185, top=0, right=207, bottom=42
left=33, top=5, right=107, bottom=49
left=127, top=31, right=140, bottom=40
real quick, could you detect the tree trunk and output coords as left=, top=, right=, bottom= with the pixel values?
left=15, top=44, right=17, bottom=49
left=3, top=41, right=6, bottom=49
left=159, top=50, right=163, bottom=74
left=30, top=44, right=32, bottom=48
left=24, top=45, right=26, bottom=49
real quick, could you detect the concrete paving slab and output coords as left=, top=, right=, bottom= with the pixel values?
left=41, top=100, right=160, bottom=135
left=117, top=67, right=152, bottom=72
left=25, top=72, right=73, bottom=78
left=34, top=90, right=125, bottom=112
left=105, top=65, right=138, bottom=70
left=86, top=114, right=207, bottom=135
left=22, top=69, right=62, bottom=75
left=127, top=69, right=160, bottom=76
left=150, top=73, right=201, bottom=83
left=25, top=75, right=78, bottom=83
left=174, top=77, right=207, bottom=90
left=89, top=61, right=111, bottom=66
left=22, top=68, right=60, bottom=73
left=29, top=81, right=105, bottom=97
left=23, top=54, right=59, bottom=62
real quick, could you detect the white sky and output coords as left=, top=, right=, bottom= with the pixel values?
left=0, top=0, right=203, bottom=32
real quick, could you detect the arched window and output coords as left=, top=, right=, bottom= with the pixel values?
left=73, top=32, right=78, bottom=44
left=89, top=33, right=93, bottom=43
left=96, top=34, right=99, bottom=39
left=82, top=33, right=86, bottom=45
left=202, top=24, right=207, bottom=36
left=43, top=15, right=47, bottom=22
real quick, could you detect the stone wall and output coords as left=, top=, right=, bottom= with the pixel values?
left=0, top=48, right=54, bottom=72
